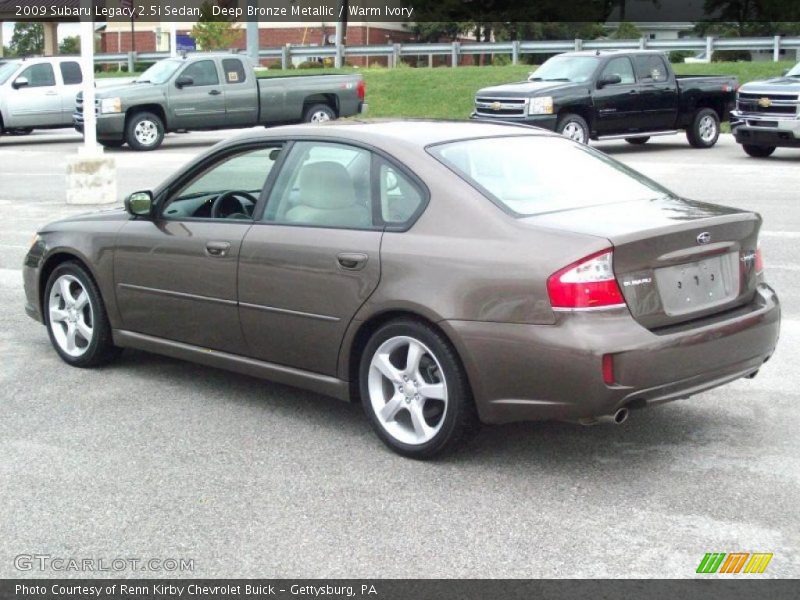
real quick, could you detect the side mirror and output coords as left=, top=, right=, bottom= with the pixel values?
left=598, top=74, right=622, bottom=88
left=175, top=75, right=194, bottom=89
left=12, top=76, right=29, bottom=89
left=125, top=191, right=153, bottom=217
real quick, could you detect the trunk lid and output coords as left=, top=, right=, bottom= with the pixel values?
left=522, top=197, right=761, bottom=330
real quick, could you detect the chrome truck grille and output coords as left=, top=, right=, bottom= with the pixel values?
left=474, top=97, right=527, bottom=118
left=736, top=92, right=800, bottom=118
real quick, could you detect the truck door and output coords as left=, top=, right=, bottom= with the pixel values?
left=221, top=57, right=258, bottom=127
left=5, top=62, right=62, bottom=127
left=57, top=60, right=83, bottom=126
left=632, top=54, right=679, bottom=130
left=168, top=59, right=227, bottom=129
left=593, top=56, right=642, bottom=135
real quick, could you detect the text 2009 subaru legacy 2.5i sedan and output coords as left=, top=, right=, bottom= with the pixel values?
left=23, top=121, right=780, bottom=458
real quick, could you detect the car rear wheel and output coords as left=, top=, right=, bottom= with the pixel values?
left=686, top=108, right=720, bottom=148
left=556, top=113, right=589, bottom=144
left=45, top=262, right=120, bottom=368
left=303, top=103, right=336, bottom=124
left=360, top=319, right=479, bottom=459
left=742, top=144, right=776, bottom=158
left=126, top=111, right=165, bottom=151
left=625, top=137, right=650, bottom=145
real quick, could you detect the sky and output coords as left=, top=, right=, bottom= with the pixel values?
left=2, top=22, right=82, bottom=47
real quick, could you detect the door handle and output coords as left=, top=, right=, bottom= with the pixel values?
left=337, top=253, right=368, bottom=271
left=205, top=241, right=231, bottom=257
left=208, top=89, right=222, bottom=96
left=45, top=91, right=58, bottom=96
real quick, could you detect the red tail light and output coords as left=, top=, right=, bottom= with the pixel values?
left=755, top=244, right=764, bottom=274
left=356, top=79, right=366, bottom=101
left=547, top=249, right=626, bottom=310
left=602, top=354, right=616, bottom=385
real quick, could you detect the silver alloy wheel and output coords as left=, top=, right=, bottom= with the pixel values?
left=368, top=336, right=448, bottom=446
left=309, top=110, right=332, bottom=123
left=48, top=274, right=94, bottom=357
left=562, top=121, right=586, bottom=143
left=133, top=119, right=159, bottom=146
left=698, top=114, right=717, bottom=143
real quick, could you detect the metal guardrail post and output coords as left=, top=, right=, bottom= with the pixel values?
left=706, top=36, right=714, bottom=62
left=574, top=38, right=583, bottom=52
left=451, top=42, right=459, bottom=67
left=392, top=43, right=401, bottom=68
left=512, top=41, right=520, bottom=65
left=640, top=37, right=646, bottom=50
left=335, top=44, right=344, bottom=68
left=127, top=51, right=135, bottom=73
left=281, top=45, right=290, bottom=70
left=774, top=35, right=781, bottom=62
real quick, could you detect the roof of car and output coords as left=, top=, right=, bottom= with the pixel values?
left=232, top=119, right=556, bottom=149
left=562, top=49, right=667, bottom=57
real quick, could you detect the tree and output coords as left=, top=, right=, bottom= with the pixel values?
left=59, top=36, right=80, bottom=55
left=611, top=22, right=642, bottom=39
left=191, top=1, right=240, bottom=51
left=8, top=22, right=44, bottom=57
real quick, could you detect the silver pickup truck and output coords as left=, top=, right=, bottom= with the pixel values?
left=74, top=53, right=367, bottom=150
left=731, top=61, right=800, bottom=157
left=0, top=57, right=86, bottom=137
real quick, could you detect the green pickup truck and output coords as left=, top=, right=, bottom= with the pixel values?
left=74, top=53, right=367, bottom=150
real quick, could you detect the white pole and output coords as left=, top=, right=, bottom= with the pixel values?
left=79, top=18, right=99, bottom=155
left=170, top=22, right=178, bottom=57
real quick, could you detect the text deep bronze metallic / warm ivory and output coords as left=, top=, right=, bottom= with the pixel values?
left=22, top=121, right=780, bottom=458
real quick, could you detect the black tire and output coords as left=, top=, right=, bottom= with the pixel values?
left=44, top=261, right=120, bottom=368
left=556, top=113, right=590, bottom=144
left=742, top=144, right=776, bottom=158
left=125, top=111, right=165, bottom=151
left=686, top=107, right=720, bottom=148
left=7, top=127, right=33, bottom=136
left=625, top=137, right=650, bottom=145
left=99, top=139, right=125, bottom=149
left=303, top=103, right=337, bottom=124
left=359, top=318, right=479, bottom=459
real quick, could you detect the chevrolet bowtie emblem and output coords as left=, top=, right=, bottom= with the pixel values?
left=757, top=97, right=772, bottom=108
left=491, top=102, right=502, bottom=111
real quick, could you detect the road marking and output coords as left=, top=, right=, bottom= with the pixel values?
left=769, top=264, right=800, bottom=272
left=761, top=231, right=800, bottom=239
left=0, top=243, right=27, bottom=249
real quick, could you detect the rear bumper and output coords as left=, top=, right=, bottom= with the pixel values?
left=730, top=113, right=800, bottom=148
left=443, top=284, right=780, bottom=424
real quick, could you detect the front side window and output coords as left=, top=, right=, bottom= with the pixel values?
left=60, top=61, right=82, bottom=85
left=137, top=59, right=182, bottom=84
left=600, top=57, right=636, bottom=85
left=222, top=58, right=246, bottom=84
left=162, top=146, right=282, bottom=220
left=181, top=60, right=219, bottom=87
left=18, top=63, right=56, bottom=87
left=633, top=55, right=668, bottom=83
left=429, top=135, right=669, bottom=217
left=263, top=141, right=374, bottom=229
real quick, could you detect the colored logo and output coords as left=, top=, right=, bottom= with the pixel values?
left=757, top=97, right=773, bottom=108
left=696, top=552, right=773, bottom=574
left=697, top=231, right=712, bottom=245
left=491, top=102, right=502, bottom=111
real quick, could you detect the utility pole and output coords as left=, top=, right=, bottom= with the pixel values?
left=335, top=0, right=348, bottom=68
left=246, top=0, right=259, bottom=67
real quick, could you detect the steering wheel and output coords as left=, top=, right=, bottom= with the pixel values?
left=210, top=190, right=258, bottom=219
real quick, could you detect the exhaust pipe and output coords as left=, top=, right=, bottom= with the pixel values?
left=585, top=407, right=629, bottom=425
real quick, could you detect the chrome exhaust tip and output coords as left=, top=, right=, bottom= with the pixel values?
left=579, top=407, right=629, bottom=426
left=613, top=407, right=629, bottom=424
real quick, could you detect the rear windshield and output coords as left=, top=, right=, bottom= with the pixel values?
left=428, top=135, right=669, bottom=216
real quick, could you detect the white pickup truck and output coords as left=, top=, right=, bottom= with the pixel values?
left=0, top=56, right=85, bottom=137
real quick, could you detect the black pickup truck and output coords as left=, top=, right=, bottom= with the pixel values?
left=472, top=50, right=737, bottom=148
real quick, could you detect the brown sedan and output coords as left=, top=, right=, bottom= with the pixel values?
left=23, top=121, right=780, bottom=458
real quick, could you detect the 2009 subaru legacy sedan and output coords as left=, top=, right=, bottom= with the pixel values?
left=23, top=120, right=780, bottom=458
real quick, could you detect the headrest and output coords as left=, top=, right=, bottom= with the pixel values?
left=297, top=161, right=357, bottom=210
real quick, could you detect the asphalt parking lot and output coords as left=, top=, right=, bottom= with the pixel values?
left=0, top=129, right=798, bottom=578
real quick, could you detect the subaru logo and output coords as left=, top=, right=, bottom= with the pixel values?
left=697, top=232, right=712, bottom=245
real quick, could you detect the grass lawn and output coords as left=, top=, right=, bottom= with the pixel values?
left=98, top=61, right=796, bottom=121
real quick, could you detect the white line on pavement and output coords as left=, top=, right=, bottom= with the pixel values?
left=761, top=231, right=800, bottom=238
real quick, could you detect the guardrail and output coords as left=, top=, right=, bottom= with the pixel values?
left=96, top=36, right=800, bottom=70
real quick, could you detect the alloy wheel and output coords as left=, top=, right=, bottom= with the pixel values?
left=48, top=274, right=94, bottom=357
left=309, top=110, right=332, bottom=123
left=698, top=115, right=717, bottom=143
left=562, top=121, right=586, bottom=143
left=134, top=120, right=159, bottom=146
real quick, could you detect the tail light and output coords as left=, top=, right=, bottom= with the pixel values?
left=755, top=244, right=764, bottom=274
left=356, top=79, right=366, bottom=101
left=547, top=249, right=626, bottom=310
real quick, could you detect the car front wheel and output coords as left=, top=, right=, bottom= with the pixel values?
left=556, top=113, right=589, bottom=144
left=126, top=111, right=165, bottom=151
left=742, top=144, right=776, bottom=158
left=360, top=319, right=479, bottom=459
left=45, top=261, right=120, bottom=368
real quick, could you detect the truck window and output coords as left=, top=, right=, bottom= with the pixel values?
left=18, top=63, right=56, bottom=87
left=600, top=57, right=635, bottom=85
left=633, top=55, right=668, bottom=83
left=59, top=61, right=82, bottom=85
left=222, top=58, right=246, bottom=84
left=182, top=60, right=219, bottom=87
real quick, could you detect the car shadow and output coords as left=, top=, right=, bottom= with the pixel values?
left=0, top=135, right=82, bottom=147
left=112, top=348, right=732, bottom=469
left=595, top=141, right=693, bottom=155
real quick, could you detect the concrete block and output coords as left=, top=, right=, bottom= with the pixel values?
left=65, top=153, right=117, bottom=205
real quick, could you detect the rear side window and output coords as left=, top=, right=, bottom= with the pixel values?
left=222, top=58, right=246, bottom=84
left=633, top=55, right=668, bottom=83
left=182, top=60, right=219, bottom=86
left=18, top=63, right=56, bottom=87
left=378, top=160, right=424, bottom=226
left=60, top=61, right=82, bottom=85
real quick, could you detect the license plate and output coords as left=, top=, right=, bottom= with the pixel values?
left=655, top=253, right=739, bottom=316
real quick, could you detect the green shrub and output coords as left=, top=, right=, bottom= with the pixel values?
left=297, top=60, right=324, bottom=69
left=668, top=50, right=694, bottom=63
left=712, top=50, right=752, bottom=63
left=492, top=54, right=512, bottom=66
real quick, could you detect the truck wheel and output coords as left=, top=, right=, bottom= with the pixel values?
left=625, top=137, right=649, bottom=145
left=742, top=144, right=775, bottom=158
left=125, top=111, right=164, bottom=151
left=303, top=103, right=336, bottom=124
left=556, top=113, right=589, bottom=144
left=686, top=108, right=720, bottom=148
